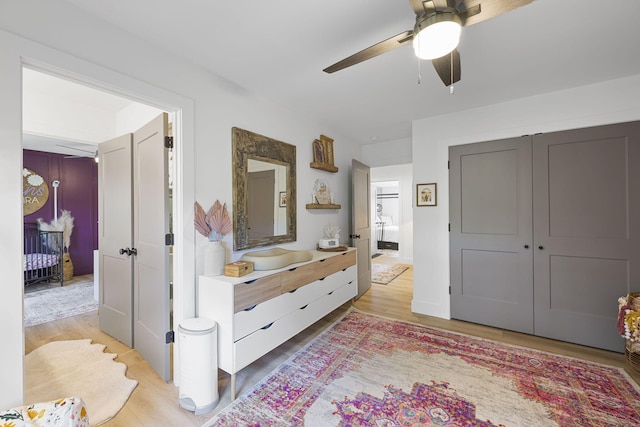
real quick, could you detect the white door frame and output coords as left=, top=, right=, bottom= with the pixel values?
left=20, top=56, right=195, bottom=388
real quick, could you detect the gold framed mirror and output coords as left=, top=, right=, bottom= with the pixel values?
left=232, top=127, right=296, bottom=251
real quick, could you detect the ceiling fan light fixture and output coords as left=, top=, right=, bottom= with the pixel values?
left=413, top=12, right=461, bottom=60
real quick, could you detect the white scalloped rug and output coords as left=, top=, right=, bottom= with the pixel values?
left=25, top=339, right=137, bottom=426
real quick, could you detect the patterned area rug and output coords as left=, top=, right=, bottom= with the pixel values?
left=371, top=263, right=409, bottom=284
left=204, top=310, right=640, bottom=427
left=24, top=281, right=97, bottom=327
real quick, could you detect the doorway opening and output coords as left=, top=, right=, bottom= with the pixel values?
left=22, top=66, right=177, bottom=380
left=369, top=164, right=414, bottom=266
left=371, top=180, right=400, bottom=259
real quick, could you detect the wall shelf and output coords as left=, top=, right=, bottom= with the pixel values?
left=306, top=203, right=341, bottom=210
left=310, top=162, right=338, bottom=173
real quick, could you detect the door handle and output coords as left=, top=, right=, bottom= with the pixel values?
left=119, top=247, right=138, bottom=256
left=538, top=246, right=544, bottom=250
left=350, top=234, right=361, bottom=239
left=524, top=245, right=529, bottom=249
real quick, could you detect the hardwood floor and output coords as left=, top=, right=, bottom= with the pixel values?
left=24, top=258, right=638, bottom=426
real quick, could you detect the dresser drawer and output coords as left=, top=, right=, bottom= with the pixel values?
left=315, top=251, right=356, bottom=278
left=234, top=290, right=291, bottom=340
left=234, top=271, right=347, bottom=340
left=234, top=274, right=281, bottom=312
left=280, top=262, right=318, bottom=293
left=233, top=279, right=356, bottom=372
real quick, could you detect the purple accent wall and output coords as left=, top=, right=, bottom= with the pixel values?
left=23, top=149, right=98, bottom=276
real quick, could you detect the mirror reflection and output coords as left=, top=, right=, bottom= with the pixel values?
left=247, top=159, right=287, bottom=239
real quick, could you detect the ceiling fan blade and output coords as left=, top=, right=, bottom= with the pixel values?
left=432, top=49, right=461, bottom=86
left=323, top=30, right=413, bottom=74
left=459, top=0, right=535, bottom=27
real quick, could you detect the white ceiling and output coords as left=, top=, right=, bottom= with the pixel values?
left=23, top=68, right=141, bottom=155
left=32, top=0, right=640, bottom=146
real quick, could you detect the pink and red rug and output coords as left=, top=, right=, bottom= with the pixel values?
left=205, top=310, right=640, bottom=426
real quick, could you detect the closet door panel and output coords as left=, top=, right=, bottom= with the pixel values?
left=533, top=121, right=640, bottom=352
left=450, top=137, right=533, bottom=334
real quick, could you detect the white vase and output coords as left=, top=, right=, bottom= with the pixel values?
left=204, top=240, right=225, bottom=276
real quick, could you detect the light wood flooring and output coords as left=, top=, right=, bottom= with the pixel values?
left=24, top=257, right=638, bottom=426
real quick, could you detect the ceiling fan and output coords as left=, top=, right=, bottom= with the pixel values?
left=323, top=0, right=535, bottom=86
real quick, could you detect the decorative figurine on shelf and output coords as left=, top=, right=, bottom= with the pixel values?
left=313, top=179, right=332, bottom=204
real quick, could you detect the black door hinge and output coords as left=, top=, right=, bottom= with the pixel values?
left=448, top=223, right=450, bottom=232
left=447, top=160, right=450, bottom=170
left=166, top=330, right=175, bottom=344
left=165, top=233, right=174, bottom=246
left=165, top=136, right=174, bottom=149
left=449, top=286, right=451, bottom=295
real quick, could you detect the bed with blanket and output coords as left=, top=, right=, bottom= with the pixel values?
left=376, top=215, right=399, bottom=250
left=24, top=222, right=64, bottom=286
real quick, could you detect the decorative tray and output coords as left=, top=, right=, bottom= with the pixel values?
left=316, top=245, right=348, bottom=252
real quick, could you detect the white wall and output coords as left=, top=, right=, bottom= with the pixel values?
left=370, top=164, right=414, bottom=264
left=0, top=0, right=358, bottom=408
left=361, top=137, right=412, bottom=167
left=411, top=74, right=640, bottom=319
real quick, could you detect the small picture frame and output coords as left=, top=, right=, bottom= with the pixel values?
left=279, top=191, right=287, bottom=207
left=417, top=183, right=437, bottom=207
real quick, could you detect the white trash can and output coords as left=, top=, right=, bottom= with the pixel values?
left=178, top=317, right=218, bottom=415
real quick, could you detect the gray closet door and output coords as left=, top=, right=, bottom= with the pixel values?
left=450, top=137, right=534, bottom=334
left=533, top=121, right=640, bottom=352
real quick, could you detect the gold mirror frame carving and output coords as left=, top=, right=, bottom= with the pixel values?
left=232, top=127, right=297, bottom=251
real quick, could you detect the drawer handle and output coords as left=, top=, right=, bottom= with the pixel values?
left=244, top=279, right=258, bottom=284
left=244, top=305, right=257, bottom=311
left=288, top=288, right=298, bottom=293
left=342, top=268, right=347, bottom=271
left=328, top=291, right=334, bottom=295
left=288, top=267, right=297, bottom=272
left=261, top=322, right=274, bottom=330
left=319, top=277, right=326, bottom=281
left=319, top=259, right=327, bottom=263
left=300, top=304, right=309, bottom=310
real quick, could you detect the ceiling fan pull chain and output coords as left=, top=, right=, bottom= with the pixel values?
left=449, top=50, right=455, bottom=94
left=417, top=59, right=422, bottom=84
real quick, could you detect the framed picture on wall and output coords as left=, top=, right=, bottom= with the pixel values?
left=417, top=183, right=437, bottom=207
left=279, top=191, right=287, bottom=207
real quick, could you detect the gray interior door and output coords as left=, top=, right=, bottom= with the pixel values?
left=132, top=113, right=171, bottom=381
left=99, top=113, right=170, bottom=381
left=450, top=137, right=534, bottom=334
left=247, top=169, right=275, bottom=239
left=533, top=122, right=640, bottom=352
left=352, top=159, right=371, bottom=299
left=98, top=134, right=134, bottom=347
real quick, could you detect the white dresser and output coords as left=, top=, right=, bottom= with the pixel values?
left=198, top=248, right=357, bottom=399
